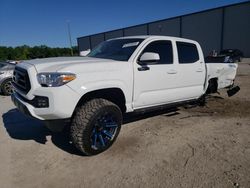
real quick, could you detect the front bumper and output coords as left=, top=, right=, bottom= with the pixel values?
left=11, top=93, right=32, bottom=117
left=11, top=92, right=72, bottom=132
left=11, top=63, right=81, bottom=121
left=12, top=84, right=81, bottom=120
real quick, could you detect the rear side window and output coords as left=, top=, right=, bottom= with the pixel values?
left=141, top=40, right=173, bottom=64
left=177, top=42, right=199, bottom=63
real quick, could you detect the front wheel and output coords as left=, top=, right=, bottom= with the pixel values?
left=70, top=99, right=122, bottom=155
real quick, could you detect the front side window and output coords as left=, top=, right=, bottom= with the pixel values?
left=87, top=38, right=144, bottom=61
left=177, top=42, right=199, bottom=64
left=140, top=40, right=173, bottom=64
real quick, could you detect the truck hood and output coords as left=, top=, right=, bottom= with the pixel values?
left=22, top=56, right=126, bottom=73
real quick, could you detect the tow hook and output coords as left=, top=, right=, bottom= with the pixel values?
left=227, top=86, right=240, bottom=97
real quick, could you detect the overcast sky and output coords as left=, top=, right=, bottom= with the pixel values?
left=0, top=0, right=247, bottom=47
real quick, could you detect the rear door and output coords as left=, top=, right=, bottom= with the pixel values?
left=175, top=41, right=206, bottom=99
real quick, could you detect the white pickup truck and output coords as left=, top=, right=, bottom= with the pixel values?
left=11, top=36, right=239, bottom=155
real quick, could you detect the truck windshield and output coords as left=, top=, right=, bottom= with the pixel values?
left=87, top=38, right=144, bottom=61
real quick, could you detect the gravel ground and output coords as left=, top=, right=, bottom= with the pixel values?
left=0, top=60, right=250, bottom=188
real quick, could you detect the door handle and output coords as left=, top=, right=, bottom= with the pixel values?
left=138, top=66, right=150, bottom=71
left=167, top=69, right=177, bottom=74
left=196, top=68, right=203, bottom=72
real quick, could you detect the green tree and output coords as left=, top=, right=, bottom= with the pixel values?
left=0, top=45, right=78, bottom=61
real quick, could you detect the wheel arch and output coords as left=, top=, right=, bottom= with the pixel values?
left=75, top=87, right=127, bottom=114
left=206, top=77, right=218, bottom=94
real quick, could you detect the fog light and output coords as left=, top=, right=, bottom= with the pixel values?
left=34, top=96, right=49, bottom=108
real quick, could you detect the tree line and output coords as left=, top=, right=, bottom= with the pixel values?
left=0, top=45, right=78, bottom=61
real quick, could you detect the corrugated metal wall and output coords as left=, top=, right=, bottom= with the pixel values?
left=77, top=2, right=250, bottom=57
left=105, top=30, right=123, bottom=40
left=223, top=3, right=250, bottom=57
left=148, top=18, right=180, bottom=37
left=181, top=9, right=223, bottom=56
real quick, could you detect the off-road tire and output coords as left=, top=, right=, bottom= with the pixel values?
left=1, top=78, right=13, bottom=96
left=70, top=98, right=122, bottom=155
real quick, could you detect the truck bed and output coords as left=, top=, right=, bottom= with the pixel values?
left=206, top=62, right=238, bottom=89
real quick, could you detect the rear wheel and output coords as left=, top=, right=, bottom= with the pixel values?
left=70, top=98, right=122, bottom=155
left=1, top=78, right=13, bottom=96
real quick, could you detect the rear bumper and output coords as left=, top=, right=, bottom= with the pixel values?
left=227, top=85, right=240, bottom=97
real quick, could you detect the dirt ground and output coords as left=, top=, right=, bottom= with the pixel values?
left=0, top=60, right=250, bottom=188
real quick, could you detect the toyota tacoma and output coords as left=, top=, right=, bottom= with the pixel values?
left=11, top=36, right=239, bottom=155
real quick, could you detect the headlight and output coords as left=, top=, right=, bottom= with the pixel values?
left=37, top=72, right=76, bottom=87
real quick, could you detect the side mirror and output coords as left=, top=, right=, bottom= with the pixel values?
left=80, top=49, right=91, bottom=56
left=139, top=52, right=160, bottom=64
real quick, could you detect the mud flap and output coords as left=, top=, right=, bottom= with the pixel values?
left=227, top=86, right=240, bottom=97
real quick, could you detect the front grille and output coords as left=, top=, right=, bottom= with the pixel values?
left=12, top=67, right=31, bottom=94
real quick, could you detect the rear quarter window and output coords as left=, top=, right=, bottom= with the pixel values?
left=177, top=42, right=199, bottom=64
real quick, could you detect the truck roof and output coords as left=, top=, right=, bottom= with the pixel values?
left=109, top=35, right=198, bottom=44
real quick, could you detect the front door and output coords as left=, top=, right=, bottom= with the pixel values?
left=133, top=40, right=180, bottom=109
